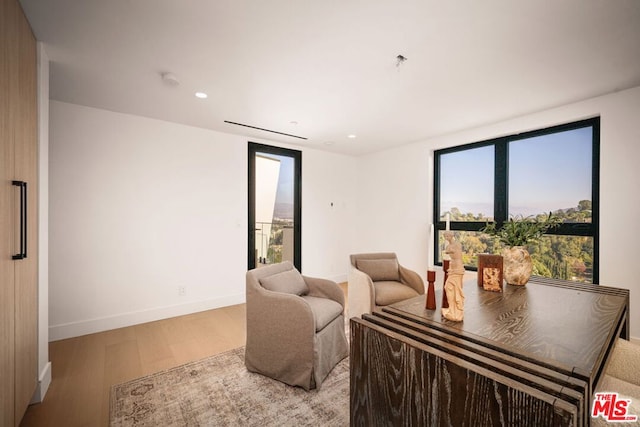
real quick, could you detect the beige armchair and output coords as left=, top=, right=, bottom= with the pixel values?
left=593, top=338, right=640, bottom=426
left=348, top=252, right=424, bottom=319
left=245, top=261, right=348, bottom=390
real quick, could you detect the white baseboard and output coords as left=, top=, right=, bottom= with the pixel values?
left=30, top=361, right=52, bottom=404
left=49, top=294, right=245, bottom=341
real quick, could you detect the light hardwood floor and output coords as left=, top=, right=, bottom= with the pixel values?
left=21, top=283, right=347, bottom=426
left=20, top=304, right=247, bottom=427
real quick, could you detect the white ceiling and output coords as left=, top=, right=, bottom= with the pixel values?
left=20, top=0, right=640, bottom=155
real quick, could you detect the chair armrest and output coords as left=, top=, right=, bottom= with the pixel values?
left=399, top=264, right=425, bottom=295
left=303, top=276, right=345, bottom=308
left=347, top=267, right=375, bottom=319
left=606, top=339, right=640, bottom=386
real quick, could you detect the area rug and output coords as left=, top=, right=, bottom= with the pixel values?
left=109, top=347, right=349, bottom=426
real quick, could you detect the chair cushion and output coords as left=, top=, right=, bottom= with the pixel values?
left=259, top=269, right=309, bottom=296
left=356, top=258, right=400, bottom=282
left=301, top=296, right=344, bottom=332
left=607, top=339, right=640, bottom=386
left=374, top=281, right=420, bottom=306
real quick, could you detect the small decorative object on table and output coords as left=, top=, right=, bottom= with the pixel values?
left=480, top=213, right=560, bottom=286
left=425, top=270, right=436, bottom=310
left=477, top=254, right=503, bottom=292
left=441, top=231, right=465, bottom=322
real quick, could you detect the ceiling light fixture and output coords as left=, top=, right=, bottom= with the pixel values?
left=195, top=92, right=208, bottom=99
left=347, top=134, right=357, bottom=139
left=160, top=72, right=180, bottom=86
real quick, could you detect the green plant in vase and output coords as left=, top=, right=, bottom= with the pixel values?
left=481, top=213, right=561, bottom=285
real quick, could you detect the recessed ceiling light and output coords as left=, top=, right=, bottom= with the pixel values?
left=195, top=92, right=208, bottom=99
left=290, top=121, right=298, bottom=125
left=347, top=134, right=357, bottom=139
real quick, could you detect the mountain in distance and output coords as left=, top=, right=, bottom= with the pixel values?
left=442, top=201, right=588, bottom=218
left=273, top=202, right=294, bottom=220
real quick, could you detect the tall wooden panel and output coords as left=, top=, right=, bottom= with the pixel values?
left=13, top=0, right=38, bottom=420
left=0, top=0, right=18, bottom=423
left=0, top=0, right=39, bottom=425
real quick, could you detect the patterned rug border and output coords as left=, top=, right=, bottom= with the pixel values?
left=109, top=346, right=349, bottom=426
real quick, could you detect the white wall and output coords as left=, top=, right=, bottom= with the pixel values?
left=33, top=42, right=51, bottom=402
left=301, top=148, right=358, bottom=279
left=50, top=87, right=639, bottom=341
left=49, top=101, right=357, bottom=340
left=353, top=142, right=432, bottom=274
left=355, top=85, right=640, bottom=339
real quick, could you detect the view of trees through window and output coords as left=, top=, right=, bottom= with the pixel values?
left=435, top=118, right=599, bottom=284
left=437, top=204, right=594, bottom=283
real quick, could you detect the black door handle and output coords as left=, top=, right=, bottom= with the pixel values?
left=12, top=180, right=27, bottom=260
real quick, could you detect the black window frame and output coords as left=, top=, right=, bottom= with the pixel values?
left=248, top=142, right=302, bottom=271
left=433, top=117, right=600, bottom=283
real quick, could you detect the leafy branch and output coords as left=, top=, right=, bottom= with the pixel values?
left=480, top=213, right=561, bottom=247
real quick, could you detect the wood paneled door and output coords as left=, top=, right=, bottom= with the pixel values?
left=1, top=0, right=39, bottom=424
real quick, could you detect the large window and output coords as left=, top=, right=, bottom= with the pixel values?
left=434, top=118, right=599, bottom=283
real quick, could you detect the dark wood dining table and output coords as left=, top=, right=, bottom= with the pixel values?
left=350, top=274, right=629, bottom=426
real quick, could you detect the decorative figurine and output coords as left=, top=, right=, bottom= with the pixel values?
left=477, top=253, right=504, bottom=292
left=441, top=231, right=465, bottom=321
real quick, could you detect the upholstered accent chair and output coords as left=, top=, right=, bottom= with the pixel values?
left=592, top=339, right=640, bottom=426
left=245, top=261, right=348, bottom=390
left=348, top=252, right=425, bottom=319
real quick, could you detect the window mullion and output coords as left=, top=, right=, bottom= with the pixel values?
left=495, top=140, right=508, bottom=226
